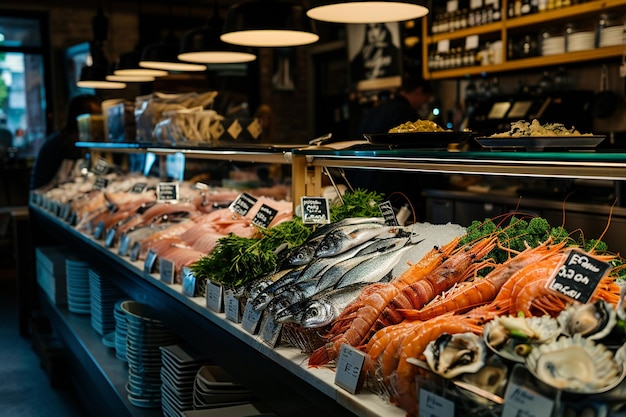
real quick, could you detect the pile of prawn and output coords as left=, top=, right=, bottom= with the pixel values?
left=307, top=215, right=625, bottom=417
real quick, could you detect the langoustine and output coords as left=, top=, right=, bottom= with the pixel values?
left=308, top=236, right=495, bottom=367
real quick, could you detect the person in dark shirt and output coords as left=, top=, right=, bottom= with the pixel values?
left=356, top=74, right=433, bottom=137
left=347, top=75, right=434, bottom=222
left=30, top=94, right=101, bottom=190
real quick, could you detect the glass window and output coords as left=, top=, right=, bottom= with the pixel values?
left=0, top=11, right=48, bottom=159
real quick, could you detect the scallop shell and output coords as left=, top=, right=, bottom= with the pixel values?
left=557, top=299, right=617, bottom=340
left=423, top=332, right=486, bottom=379
left=526, top=334, right=624, bottom=393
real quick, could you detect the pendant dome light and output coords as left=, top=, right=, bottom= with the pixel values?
left=140, top=29, right=208, bottom=72
left=77, top=8, right=127, bottom=90
left=307, top=0, right=429, bottom=24
left=178, top=0, right=256, bottom=64
left=221, top=0, right=319, bottom=48
left=106, top=74, right=156, bottom=82
left=139, top=2, right=207, bottom=72
left=114, top=48, right=169, bottom=78
left=112, top=1, right=169, bottom=79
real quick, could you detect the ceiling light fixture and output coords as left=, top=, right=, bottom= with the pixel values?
left=221, top=0, right=319, bottom=48
left=76, top=9, right=127, bottom=90
left=106, top=74, right=155, bottom=82
left=178, top=18, right=256, bottom=63
left=140, top=30, right=208, bottom=72
left=306, top=0, right=429, bottom=24
left=114, top=48, right=169, bottom=77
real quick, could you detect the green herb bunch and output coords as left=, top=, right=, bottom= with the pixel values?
left=329, top=188, right=385, bottom=223
left=190, top=217, right=311, bottom=288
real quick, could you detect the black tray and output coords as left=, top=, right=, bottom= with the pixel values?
left=475, top=136, right=605, bottom=151
left=363, top=131, right=475, bottom=149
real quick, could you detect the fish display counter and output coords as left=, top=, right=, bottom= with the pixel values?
left=27, top=141, right=626, bottom=417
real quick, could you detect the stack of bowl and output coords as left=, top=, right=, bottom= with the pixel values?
left=89, top=268, right=127, bottom=336
left=65, top=258, right=91, bottom=315
left=113, top=299, right=130, bottom=361
left=120, top=300, right=179, bottom=408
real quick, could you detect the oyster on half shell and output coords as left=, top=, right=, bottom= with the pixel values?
left=557, top=299, right=617, bottom=340
left=423, top=332, right=486, bottom=379
left=526, top=334, right=624, bottom=393
left=483, top=315, right=560, bottom=363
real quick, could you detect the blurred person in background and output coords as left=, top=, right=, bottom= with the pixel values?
left=346, top=74, right=435, bottom=222
left=356, top=73, right=433, bottom=136
left=30, top=94, right=101, bottom=190
left=0, top=114, right=13, bottom=162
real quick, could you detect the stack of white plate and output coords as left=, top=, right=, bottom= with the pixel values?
left=193, top=365, right=255, bottom=410
left=600, top=25, right=625, bottom=47
left=160, top=344, right=213, bottom=417
left=89, top=268, right=128, bottom=336
left=542, top=36, right=565, bottom=55
left=567, top=31, right=596, bottom=52
left=113, top=299, right=130, bottom=361
left=65, top=258, right=91, bottom=315
left=121, top=300, right=179, bottom=409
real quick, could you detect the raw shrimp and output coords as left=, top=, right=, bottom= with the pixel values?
left=309, top=237, right=494, bottom=367
left=403, top=239, right=567, bottom=320
left=392, top=315, right=483, bottom=416
left=308, top=239, right=459, bottom=367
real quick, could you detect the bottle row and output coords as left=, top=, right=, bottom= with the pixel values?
left=430, top=0, right=595, bottom=35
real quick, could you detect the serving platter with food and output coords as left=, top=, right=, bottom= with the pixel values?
left=364, top=119, right=475, bottom=149
left=475, top=119, right=605, bottom=151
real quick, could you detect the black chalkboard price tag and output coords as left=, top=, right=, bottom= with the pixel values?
left=92, top=158, right=109, bottom=176
left=93, top=177, right=109, bottom=191
left=251, top=204, right=278, bottom=229
left=300, top=197, right=330, bottom=225
left=548, top=249, right=611, bottom=304
left=157, top=182, right=179, bottom=203
left=379, top=201, right=399, bottom=226
left=229, top=192, right=258, bottom=217
left=130, top=182, right=147, bottom=193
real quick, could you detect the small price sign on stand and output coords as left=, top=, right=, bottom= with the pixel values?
left=229, top=192, right=258, bottom=217
left=241, top=299, right=263, bottom=335
left=547, top=249, right=611, bottom=304
left=224, top=289, right=240, bottom=323
left=501, top=380, right=554, bottom=417
left=206, top=281, right=224, bottom=313
left=334, top=344, right=366, bottom=394
left=378, top=201, right=399, bottom=226
left=301, top=197, right=331, bottom=225
left=157, top=182, right=179, bottom=203
left=418, top=389, right=455, bottom=417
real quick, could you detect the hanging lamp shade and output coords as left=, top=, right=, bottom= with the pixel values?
left=114, top=49, right=169, bottom=77
left=106, top=74, right=155, bottom=82
left=77, top=64, right=127, bottom=89
left=307, top=0, right=429, bottom=24
left=140, top=31, right=208, bottom=72
left=77, top=42, right=126, bottom=90
left=178, top=18, right=257, bottom=64
left=221, top=0, right=319, bottom=47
